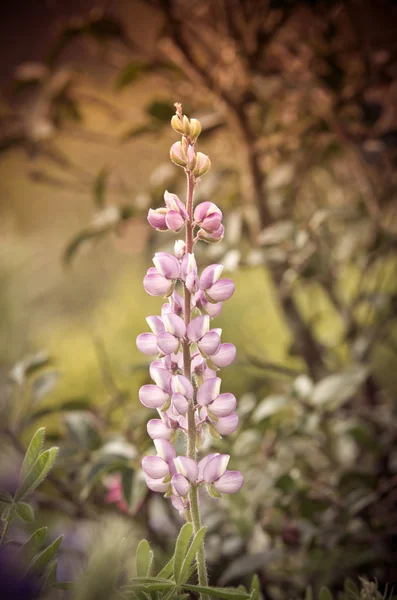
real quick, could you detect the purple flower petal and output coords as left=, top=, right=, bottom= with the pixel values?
left=164, top=190, right=188, bottom=219
left=171, top=392, right=189, bottom=415
left=199, top=264, right=224, bottom=290
left=187, top=315, right=210, bottom=342
left=206, top=279, right=235, bottom=302
left=146, top=316, right=165, bottom=335
left=202, top=454, right=230, bottom=483
left=139, top=385, right=169, bottom=408
left=163, top=313, right=186, bottom=338
left=144, top=273, right=173, bottom=296
left=194, top=202, right=222, bottom=233
left=171, top=473, right=190, bottom=497
left=147, top=419, right=171, bottom=440
left=174, top=456, right=199, bottom=482
left=171, top=374, right=194, bottom=399
left=149, top=362, right=172, bottom=392
left=156, top=332, right=179, bottom=355
left=211, top=343, right=236, bottom=368
left=210, top=393, right=236, bottom=417
left=142, top=455, right=169, bottom=479
left=197, top=377, right=221, bottom=406
left=153, top=252, right=180, bottom=280
left=213, top=412, right=239, bottom=435
left=198, top=454, right=220, bottom=481
left=145, top=475, right=169, bottom=493
left=170, top=494, right=186, bottom=514
left=154, top=438, right=176, bottom=462
left=181, top=253, right=198, bottom=281
left=166, top=210, right=185, bottom=232
left=148, top=208, right=168, bottom=231
left=136, top=333, right=158, bottom=356
left=213, top=470, right=244, bottom=494
left=198, top=331, right=221, bottom=356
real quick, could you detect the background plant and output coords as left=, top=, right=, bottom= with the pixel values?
left=0, top=1, right=397, bottom=599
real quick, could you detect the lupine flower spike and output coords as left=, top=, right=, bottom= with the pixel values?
left=137, top=103, right=243, bottom=537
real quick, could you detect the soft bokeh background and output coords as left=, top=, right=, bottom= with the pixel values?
left=1, top=1, right=397, bottom=598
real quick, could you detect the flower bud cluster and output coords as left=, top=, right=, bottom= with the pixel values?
left=137, top=106, right=243, bottom=518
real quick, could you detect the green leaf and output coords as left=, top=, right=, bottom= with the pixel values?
left=173, top=522, right=193, bottom=583
left=120, top=123, right=160, bottom=142
left=25, top=535, right=63, bottom=576
left=2, top=503, right=16, bottom=521
left=63, top=227, right=111, bottom=266
left=31, top=371, right=60, bottom=402
left=136, top=539, right=154, bottom=577
left=115, top=62, right=145, bottom=90
left=344, top=578, right=359, bottom=599
left=94, top=167, right=110, bottom=209
left=41, top=559, right=58, bottom=590
left=65, top=413, right=102, bottom=450
left=249, top=575, right=260, bottom=600
left=28, top=397, right=92, bottom=422
left=15, top=447, right=59, bottom=501
left=17, top=527, right=47, bottom=562
left=0, top=490, right=13, bottom=504
left=304, top=586, right=313, bottom=600
left=157, top=556, right=174, bottom=579
left=52, top=582, right=76, bottom=590
left=10, top=352, right=50, bottom=385
left=146, top=101, right=174, bottom=123
left=319, top=587, right=333, bottom=600
left=121, top=578, right=176, bottom=592
left=15, top=502, right=35, bottom=522
left=182, top=584, right=250, bottom=600
left=179, top=526, right=207, bottom=583
left=20, top=427, right=46, bottom=481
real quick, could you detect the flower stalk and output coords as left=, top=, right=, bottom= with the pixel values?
left=137, top=103, right=243, bottom=590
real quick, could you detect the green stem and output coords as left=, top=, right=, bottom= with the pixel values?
left=0, top=518, right=11, bottom=546
left=182, top=167, right=209, bottom=593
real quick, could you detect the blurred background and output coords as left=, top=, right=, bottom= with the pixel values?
left=1, top=0, right=397, bottom=598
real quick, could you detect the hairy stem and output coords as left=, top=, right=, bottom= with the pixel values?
left=182, top=168, right=209, bottom=591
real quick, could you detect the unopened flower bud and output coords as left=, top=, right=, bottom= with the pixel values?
left=197, top=224, right=224, bottom=243
left=171, top=115, right=185, bottom=135
left=189, top=118, right=201, bottom=142
left=170, top=141, right=186, bottom=167
left=174, top=240, right=186, bottom=259
left=187, top=145, right=196, bottom=170
left=193, top=152, right=211, bottom=177
left=182, top=115, right=190, bottom=136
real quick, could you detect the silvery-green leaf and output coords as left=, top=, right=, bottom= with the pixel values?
left=252, top=396, right=288, bottom=423
left=20, top=428, right=46, bottom=481
left=15, top=447, right=58, bottom=501
left=15, top=502, right=34, bottom=522
left=173, top=522, right=193, bottom=583
left=312, top=367, right=368, bottom=410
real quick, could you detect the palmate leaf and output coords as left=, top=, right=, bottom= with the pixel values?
left=157, top=556, right=175, bottom=579
left=182, top=584, right=250, bottom=600
left=319, top=588, right=333, bottom=600
left=0, top=490, right=13, bottom=504
left=15, top=501, right=35, bottom=522
left=136, top=539, right=154, bottom=577
left=179, top=526, right=207, bottom=584
left=20, top=427, right=46, bottom=481
left=121, top=577, right=176, bottom=593
left=15, top=447, right=59, bottom=502
left=17, top=527, right=47, bottom=562
left=25, top=535, right=63, bottom=576
left=173, top=522, right=193, bottom=583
